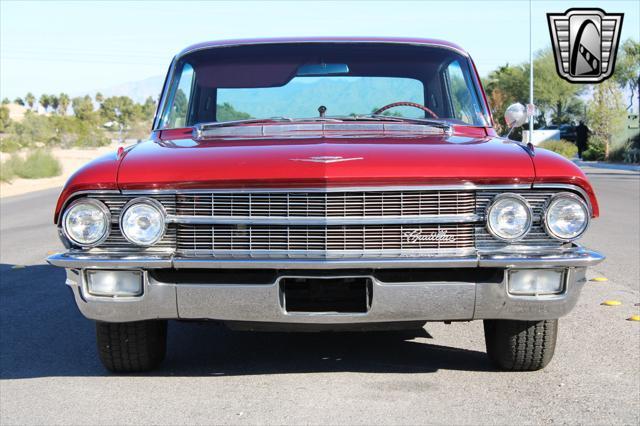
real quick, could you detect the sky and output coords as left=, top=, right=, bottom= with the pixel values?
left=1, top=0, right=639, bottom=100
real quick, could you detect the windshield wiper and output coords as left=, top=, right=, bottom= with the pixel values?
left=195, top=116, right=350, bottom=130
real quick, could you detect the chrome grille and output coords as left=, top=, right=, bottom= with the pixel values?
left=176, top=191, right=476, bottom=217
left=70, top=188, right=584, bottom=256
left=176, top=224, right=475, bottom=256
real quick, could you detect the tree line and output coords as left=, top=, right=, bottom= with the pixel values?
left=483, top=39, right=639, bottom=161
left=0, top=93, right=158, bottom=152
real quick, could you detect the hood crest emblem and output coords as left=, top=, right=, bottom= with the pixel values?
left=290, top=156, right=364, bottom=164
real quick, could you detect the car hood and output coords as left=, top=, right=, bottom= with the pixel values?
left=116, top=134, right=535, bottom=190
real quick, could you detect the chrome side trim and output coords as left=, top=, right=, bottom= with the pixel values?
left=166, top=213, right=482, bottom=226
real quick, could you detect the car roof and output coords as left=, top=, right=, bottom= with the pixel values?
left=176, top=37, right=469, bottom=59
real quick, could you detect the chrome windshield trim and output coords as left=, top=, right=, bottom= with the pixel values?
left=166, top=213, right=482, bottom=226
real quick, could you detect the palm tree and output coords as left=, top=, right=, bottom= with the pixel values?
left=14, top=97, right=25, bottom=106
left=39, top=94, right=50, bottom=112
left=25, top=93, right=35, bottom=110
left=58, top=93, right=70, bottom=115
left=49, top=95, right=59, bottom=114
left=95, top=92, right=104, bottom=104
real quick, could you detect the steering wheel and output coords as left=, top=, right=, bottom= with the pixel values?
left=373, top=102, right=439, bottom=119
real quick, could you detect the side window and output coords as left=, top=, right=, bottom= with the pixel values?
left=444, top=60, right=484, bottom=125
left=165, top=63, right=194, bottom=128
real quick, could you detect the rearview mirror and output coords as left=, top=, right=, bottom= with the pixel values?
left=297, top=63, right=349, bottom=76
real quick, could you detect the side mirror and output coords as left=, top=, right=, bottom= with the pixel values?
left=504, top=103, right=528, bottom=129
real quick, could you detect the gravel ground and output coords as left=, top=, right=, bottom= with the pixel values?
left=0, top=168, right=638, bottom=425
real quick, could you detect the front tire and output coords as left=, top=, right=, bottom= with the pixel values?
left=484, top=319, right=558, bottom=371
left=96, top=320, right=167, bottom=372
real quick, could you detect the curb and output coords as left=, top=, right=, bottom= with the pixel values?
left=573, top=160, right=640, bottom=172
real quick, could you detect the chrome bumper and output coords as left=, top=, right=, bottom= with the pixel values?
left=47, top=245, right=604, bottom=270
left=49, top=246, right=604, bottom=324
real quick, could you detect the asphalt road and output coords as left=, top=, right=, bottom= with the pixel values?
left=1, top=168, right=638, bottom=425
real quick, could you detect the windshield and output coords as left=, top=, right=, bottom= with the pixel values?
left=158, top=43, right=490, bottom=129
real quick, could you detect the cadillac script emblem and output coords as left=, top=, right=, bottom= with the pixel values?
left=547, top=8, right=623, bottom=83
left=403, top=230, right=455, bottom=244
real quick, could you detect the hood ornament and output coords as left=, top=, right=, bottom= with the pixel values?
left=290, top=156, right=363, bottom=164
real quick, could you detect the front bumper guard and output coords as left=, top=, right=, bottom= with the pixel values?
left=48, top=246, right=604, bottom=324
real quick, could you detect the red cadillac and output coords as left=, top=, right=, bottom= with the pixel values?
left=48, top=37, right=604, bottom=372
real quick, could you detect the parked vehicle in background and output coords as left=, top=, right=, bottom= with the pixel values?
left=542, top=124, right=577, bottom=142
left=48, top=38, right=603, bottom=373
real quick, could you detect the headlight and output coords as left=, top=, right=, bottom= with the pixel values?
left=544, top=193, right=589, bottom=241
left=120, top=198, right=166, bottom=246
left=486, top=194, right=532, bottom=241
left=62, top=199, right=111, bottom=247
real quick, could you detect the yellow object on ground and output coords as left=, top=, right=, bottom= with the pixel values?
left=627, top=315, right=640, bottom=322
left=590, top=277, right=608, bottom=282
left=601, top=300, right=622, bottom=306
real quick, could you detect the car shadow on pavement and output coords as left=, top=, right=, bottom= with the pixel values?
left=0, top=264, right=492, bottom=379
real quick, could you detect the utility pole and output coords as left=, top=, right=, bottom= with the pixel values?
left=529, top=0, right=534, bottom=142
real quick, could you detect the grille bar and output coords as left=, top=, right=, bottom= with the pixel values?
left=177, top=224, right=475, bottom=257
left=176, top=191, right=476, bottom=217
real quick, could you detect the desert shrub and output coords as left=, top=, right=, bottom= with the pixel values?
left=582, top=138, right=606, bottom=161
left=0, top=157, right=16, bottom=182
left=0, top=135, right=22, bottom=153
left=5, top=150, right=62, bottom=179
left=51, top=115, right=110, bottom=148
left=538, top=139, right=578, bottom=159
left=609, top=140, right=640, bottom=164
left=10, top=112, right=58, bottom=147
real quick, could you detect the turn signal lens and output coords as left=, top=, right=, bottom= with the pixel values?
left=508, top=269, right=564, bottom=295
left=62, top=199, right=110, bottom=247
left=486, top=194, right=532, bottom=241
left=120, top=198, right=166, bottom=246
left=544, top=193, right=589, bottom=241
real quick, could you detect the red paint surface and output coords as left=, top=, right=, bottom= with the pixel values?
left=54, top=152, right=120, bottom=222
left=531, top=148, right=599, bottom=217
left=115, top=133, right=534, bottom=192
